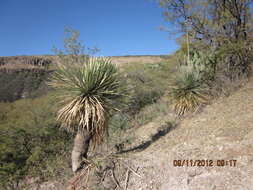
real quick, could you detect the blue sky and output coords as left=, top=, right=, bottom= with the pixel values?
left=0, top=0, right=179, bottom=56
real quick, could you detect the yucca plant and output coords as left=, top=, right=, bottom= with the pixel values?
left=170, top=63, right=209, bottom=116
left=49, top=57, right=124, bottom=173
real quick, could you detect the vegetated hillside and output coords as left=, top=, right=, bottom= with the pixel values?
left=0, top=55, right=167, bottom=102
left=1, top=53, right=252, bottom=190
left=0, top=54, right=174, bottom=190
left=0, top=56, right=54, bottom=102
left=121, top=77, right=253, bottom=190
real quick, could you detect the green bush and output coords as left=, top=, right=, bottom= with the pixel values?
left=131, top=98, right=169, bottom=127
left=0, top=95, right=72, bottom=189
left=216, top=41, right=253, bottom=81
left=121, top=60, right=174, bottom=116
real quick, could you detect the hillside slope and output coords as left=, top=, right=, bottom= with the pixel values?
left=125, top=78, right=253, bottom=190
left=0, top=55, right=167, bottom=102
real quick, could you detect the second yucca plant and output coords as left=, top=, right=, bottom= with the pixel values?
left=170, top=63, right=209, bottom=116
left=49, top=57, right=124, bottom=173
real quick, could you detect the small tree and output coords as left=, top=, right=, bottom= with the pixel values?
left=49, top=28, right=124, bottom=173
left=160, top=0, right=253, bottom=85
left=159, top=0, right=253, bottom=45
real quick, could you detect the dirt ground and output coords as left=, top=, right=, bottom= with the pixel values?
left=122, top=77, right=253, bottom=190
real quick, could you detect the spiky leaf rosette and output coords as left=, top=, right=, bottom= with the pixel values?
left=49, top=57, right=123, bottom=148
left=170, top=64, right=209, bottom=115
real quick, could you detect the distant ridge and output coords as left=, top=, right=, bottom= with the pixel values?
left=0, top=54, right=169, bottom=58
left=0, top=54, right=169, bottom=67
left=0, top=54, right=170, bottom=102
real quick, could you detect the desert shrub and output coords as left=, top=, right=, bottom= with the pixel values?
left=119, top=71, right=159, bottom=116
left=209, top=41, right=253, bottom=96
left=128, top=86, right=161, bottom=115
left=108, top=112, right=132, bottom=146
left=204, top=40, right=253, bottom=96
left=109, top=113, right=130, bottom=132
left=131, top=97, right=169, bottom=127
left=216, top=41, right=253, bottom=81
left=121, top=60, right=174, bottom=116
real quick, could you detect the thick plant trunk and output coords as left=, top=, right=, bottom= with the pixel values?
left=71, top=131, right=91, bottom=173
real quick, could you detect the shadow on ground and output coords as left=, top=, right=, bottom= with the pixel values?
left=116, top=122, right=176, bottom=154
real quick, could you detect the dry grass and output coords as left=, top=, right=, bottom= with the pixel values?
left=110, top=55, right=167, bottom=66
left=66, top=154, right=141, bottom=190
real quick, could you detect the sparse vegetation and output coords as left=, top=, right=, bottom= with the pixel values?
left=0, top=1, right=253, bottom=189
left=161, top=0, right=253, bottom=115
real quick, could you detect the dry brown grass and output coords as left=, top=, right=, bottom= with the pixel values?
left=110, top=55, right=167, bottom=65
